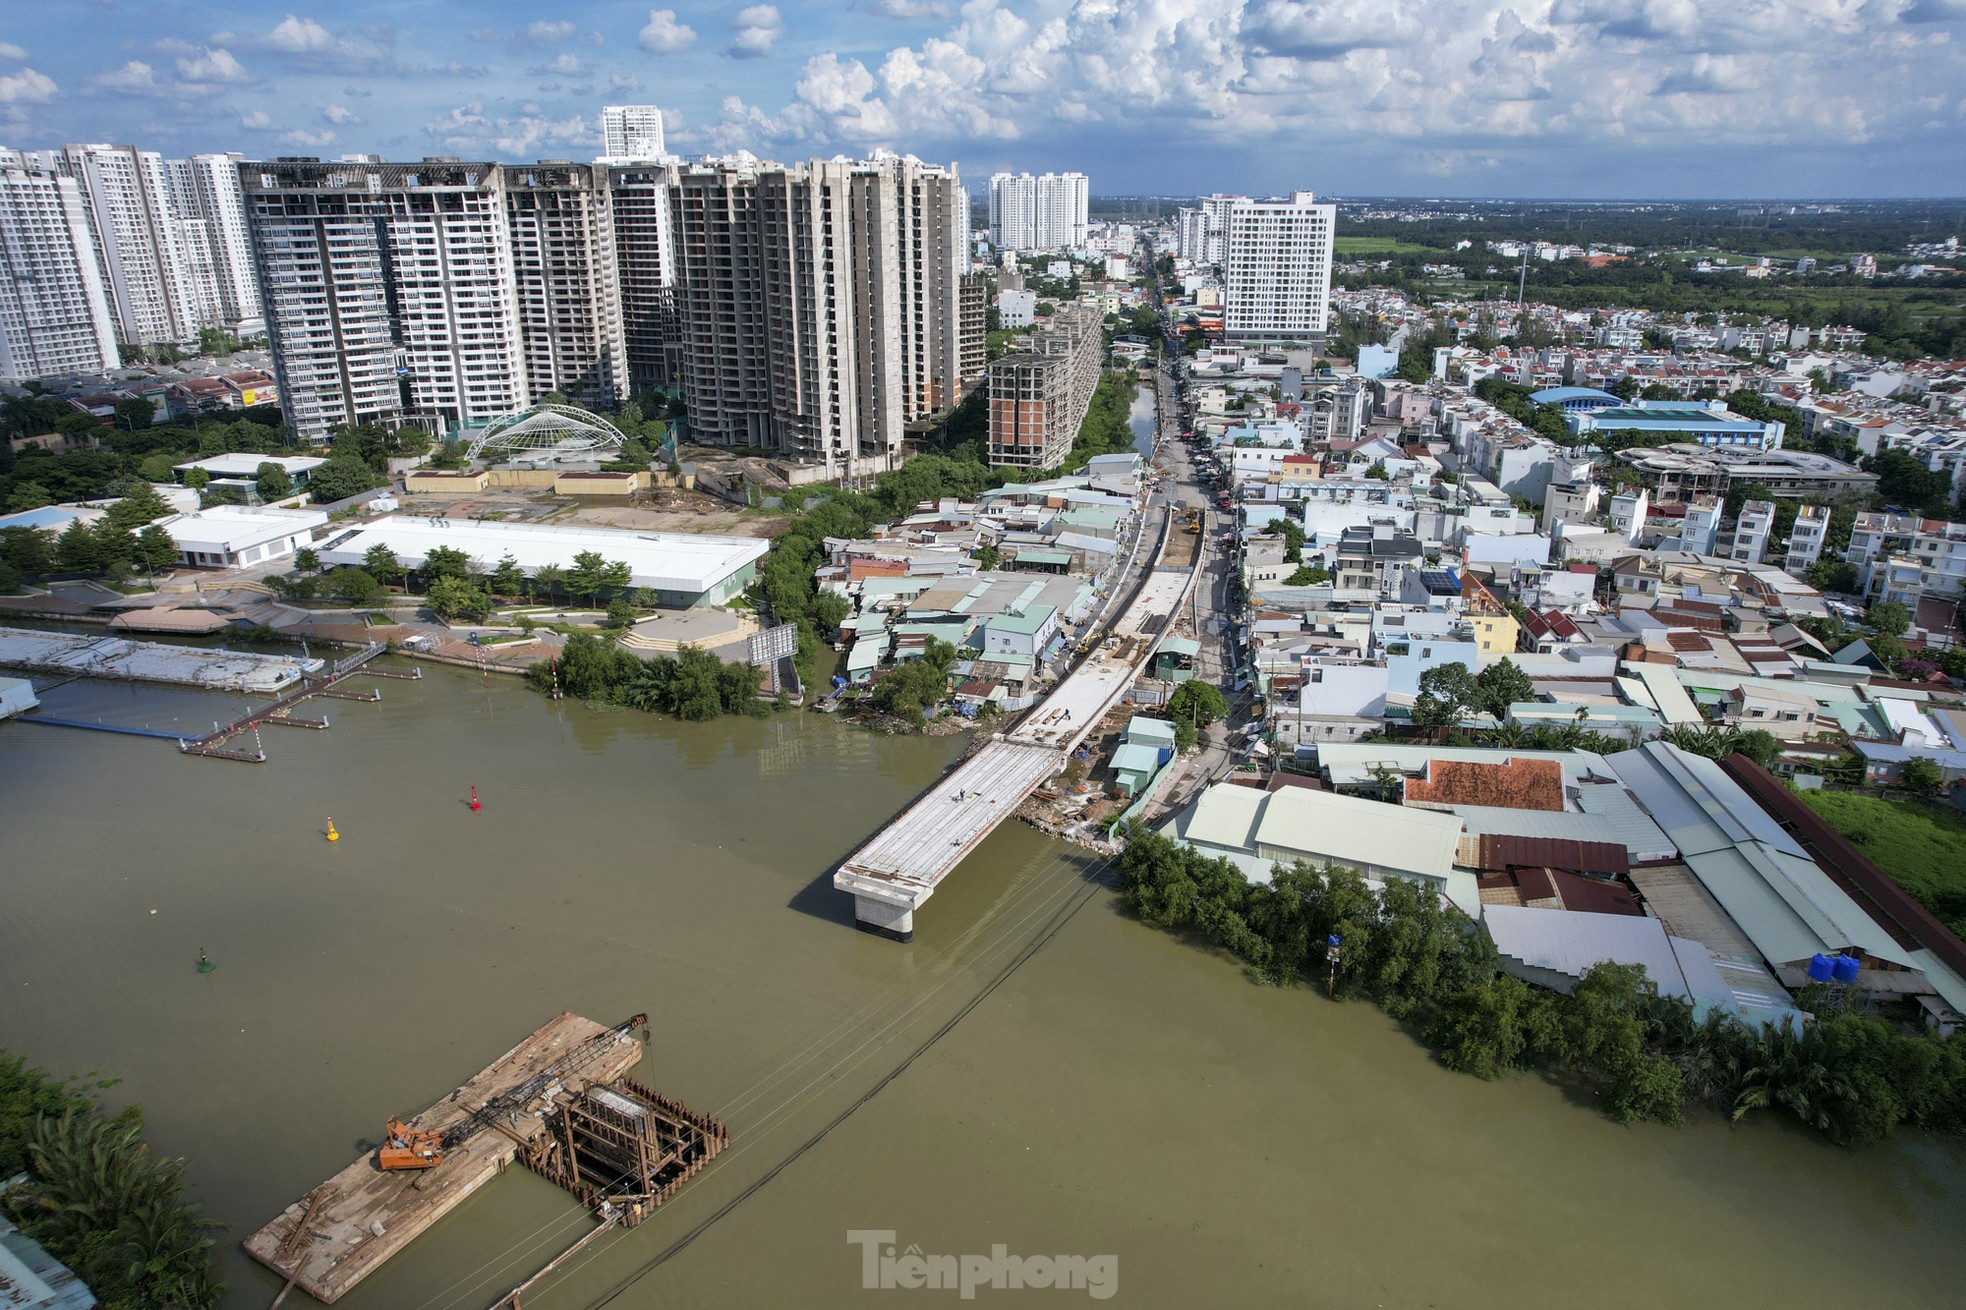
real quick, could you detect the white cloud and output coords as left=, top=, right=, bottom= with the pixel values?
left=540, top=52, right=586, bottom=76
left=240, top=109, right=272, bottom=129
left=279, top=128, right=336, bottom=147
left=260, top=15, right=339, bottom=54
left=639, top=9, right=696, bottom=53
left=685, top=0, right=1959, bottom=183
left=0, top=66, right=56, bottom=103
left=727, top=5, right=784, bottom=59
left=525, top=21, right=578, bottom=46
left=323, top=103, right=363, bottom=124
left=0, top=42, right=28, bottom=61
left=174, top=48, right=252, bottom=84
left=423, top=102, right=596, bottom=157
left=610, top=72, right=642, bottom=90
left=86, top=61, right=156, bottom=93
left=216, top=14, right=395, bottom=71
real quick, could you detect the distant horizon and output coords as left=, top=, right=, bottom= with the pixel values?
left=3, top=3, right=1962, bottom=199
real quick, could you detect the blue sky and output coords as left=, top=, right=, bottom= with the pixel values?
left=2, top=2, right=1963, bottom=198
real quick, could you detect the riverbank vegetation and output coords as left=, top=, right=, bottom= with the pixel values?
left=525, top=632, right=768, bottom=720
left=1117, top=831, right=1966, bottom=1147
left=1799, top=791, right=1966, bottom=939
left=0, top=1051, right=221, bottom=1308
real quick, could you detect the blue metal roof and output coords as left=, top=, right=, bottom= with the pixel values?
left=1530, top=386, right=1621, bottom=405
left=0, top=505, right=81, bottom=531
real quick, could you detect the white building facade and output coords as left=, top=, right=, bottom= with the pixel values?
left=1223, top=191, right=1334, bottom=344
left=987, top=171, right=1088, bottom=253
left=599, top=106, right=666, bottom=163
left=0, top=164, right=121, bottom=381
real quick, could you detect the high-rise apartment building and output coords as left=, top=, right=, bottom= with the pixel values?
left=502, top=163, right=629, bottom=408
left=0, top=163, right=121, bottom=381
left=987, top=171, right=1088, bottom=252
left=958, top=271, right=988, bottom=387
left=598, top=106, right=666, bottom=164
left=1176, top=193, right=1243, bottom=265
left=176, top=154, right=263, bottom=331
left=46, top=144, right=205, bottom=345
left=668, top=152, right=966, bottom=478
left=242, top=158, right=529, bottom=444
left=1222, top=190, right=1334, bottom=344
left=608, top=165, right=679, bottom=390
left=986, top=302, right=1101, bottom=469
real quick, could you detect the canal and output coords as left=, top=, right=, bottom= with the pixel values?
left=2, top=663, right=1964, bottom=1308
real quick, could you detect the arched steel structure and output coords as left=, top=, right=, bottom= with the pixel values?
left=464, top=404, right=626, bottom=464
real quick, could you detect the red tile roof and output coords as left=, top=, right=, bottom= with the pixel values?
left=1405, top=758, right=1565, bottom=811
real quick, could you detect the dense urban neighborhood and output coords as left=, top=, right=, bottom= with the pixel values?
left=4, top=35, right=1966, bottom=1310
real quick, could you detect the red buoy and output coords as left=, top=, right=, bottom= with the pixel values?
left=468, top=785, right=482, bottom=811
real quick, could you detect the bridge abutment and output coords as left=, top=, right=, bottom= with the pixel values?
left=851, top=894, right=915, bottom=943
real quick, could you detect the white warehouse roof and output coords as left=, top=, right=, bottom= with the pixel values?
left=163, top=505, right=329, bottom=554
left=316, top=516, right=768, bottom=597
left=173, top=454, right=327, bottom=478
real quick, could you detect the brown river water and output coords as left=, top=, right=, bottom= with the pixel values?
left=2, top=660, right=1963, bottom=1309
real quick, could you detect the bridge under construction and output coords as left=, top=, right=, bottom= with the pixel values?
left=835, top=565, right=1194, bottom=941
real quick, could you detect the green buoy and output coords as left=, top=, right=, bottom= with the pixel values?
left=196, top=948, right=215, bottom=974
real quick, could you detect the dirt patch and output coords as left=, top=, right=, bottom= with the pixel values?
left=556, top=490, right=787, bottom=539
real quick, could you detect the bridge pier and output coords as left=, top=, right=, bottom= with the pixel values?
left=851, top=894, right=915, bottom=944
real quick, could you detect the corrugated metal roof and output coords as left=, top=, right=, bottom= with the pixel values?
left=1455, top=785, right=1676, bottom=863
left=1473, top=834, right=1631, bottom=878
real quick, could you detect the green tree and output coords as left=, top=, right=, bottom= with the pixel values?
left=182, top=467, right=210, bottom=492
left=113, top=396, right=155, bottom=431
left=133, top=524, right=177, bottom=581
left=104, top=482, right=172, bottom=530
left=606, top=598, right=636, bottom=629
left=810, top=589, right=850, bottom=635
left=489, top=553, right=525, bottom=597
left=530, top=563, right=565, bottom=601
left=362, top=543, right=405, bottom=586
left=1473, top=659, right=1535, bottom=719
left=54, top=518, right=103, bottom=573
left=306, top=454, right=380, bottom=503
left=1412, top=662, right=1478, bottom=732
left=1807, top=558, right=1860, bottom=594
left=293, top=546, right=320, bottom=573
left=566, top=549, right=608, bottom=605
left=5, top=481, right=53, bottom=512
left=255, top=461, right=293, bottom=501
left=420, top=545, right=473, bottom=583
left=1167, top=679, right=1228, bottom=751
left=425, top=574, right=488, bottom=622
left=669, top=645, right=726, bottom=720
left=326, top=566, right=382, bottom=605
left=1866, top=600, right=1911, bottom=639
left=598, top=558, right=633, bottom=598
left=1899, top=755, right=1944, bottom=796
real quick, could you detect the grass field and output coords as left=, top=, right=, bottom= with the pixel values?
left=1799, top=789, right=1966, bottom=939
left=1334, top=236, right=1438, bottom=256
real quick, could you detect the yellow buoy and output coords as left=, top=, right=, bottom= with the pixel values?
left=326, top=818, right=339, bottom=843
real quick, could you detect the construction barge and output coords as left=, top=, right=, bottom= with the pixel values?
left=244, top=1011, right=728, bottom=1305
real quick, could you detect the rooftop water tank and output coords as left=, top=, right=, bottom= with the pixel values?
left=1833, top=955, right=1861, bottom=984
left=1807, top=954, right=1836, bottom=983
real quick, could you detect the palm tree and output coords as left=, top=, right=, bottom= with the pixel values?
left=530, top=564, right=564, bottom=603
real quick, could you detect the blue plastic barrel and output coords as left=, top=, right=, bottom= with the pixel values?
left=1807, top=953, right=1836, bottom=983
left=1833, top=955, right=1861, bottom=984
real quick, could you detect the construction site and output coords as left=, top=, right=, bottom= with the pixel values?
left=244, top=1012, right=727, bottom=1306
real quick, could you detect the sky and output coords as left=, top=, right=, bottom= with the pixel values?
left=1, top=1, right=1963, bottom=199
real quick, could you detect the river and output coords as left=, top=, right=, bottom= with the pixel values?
left=3, top=662, right=1965, bottom=1309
